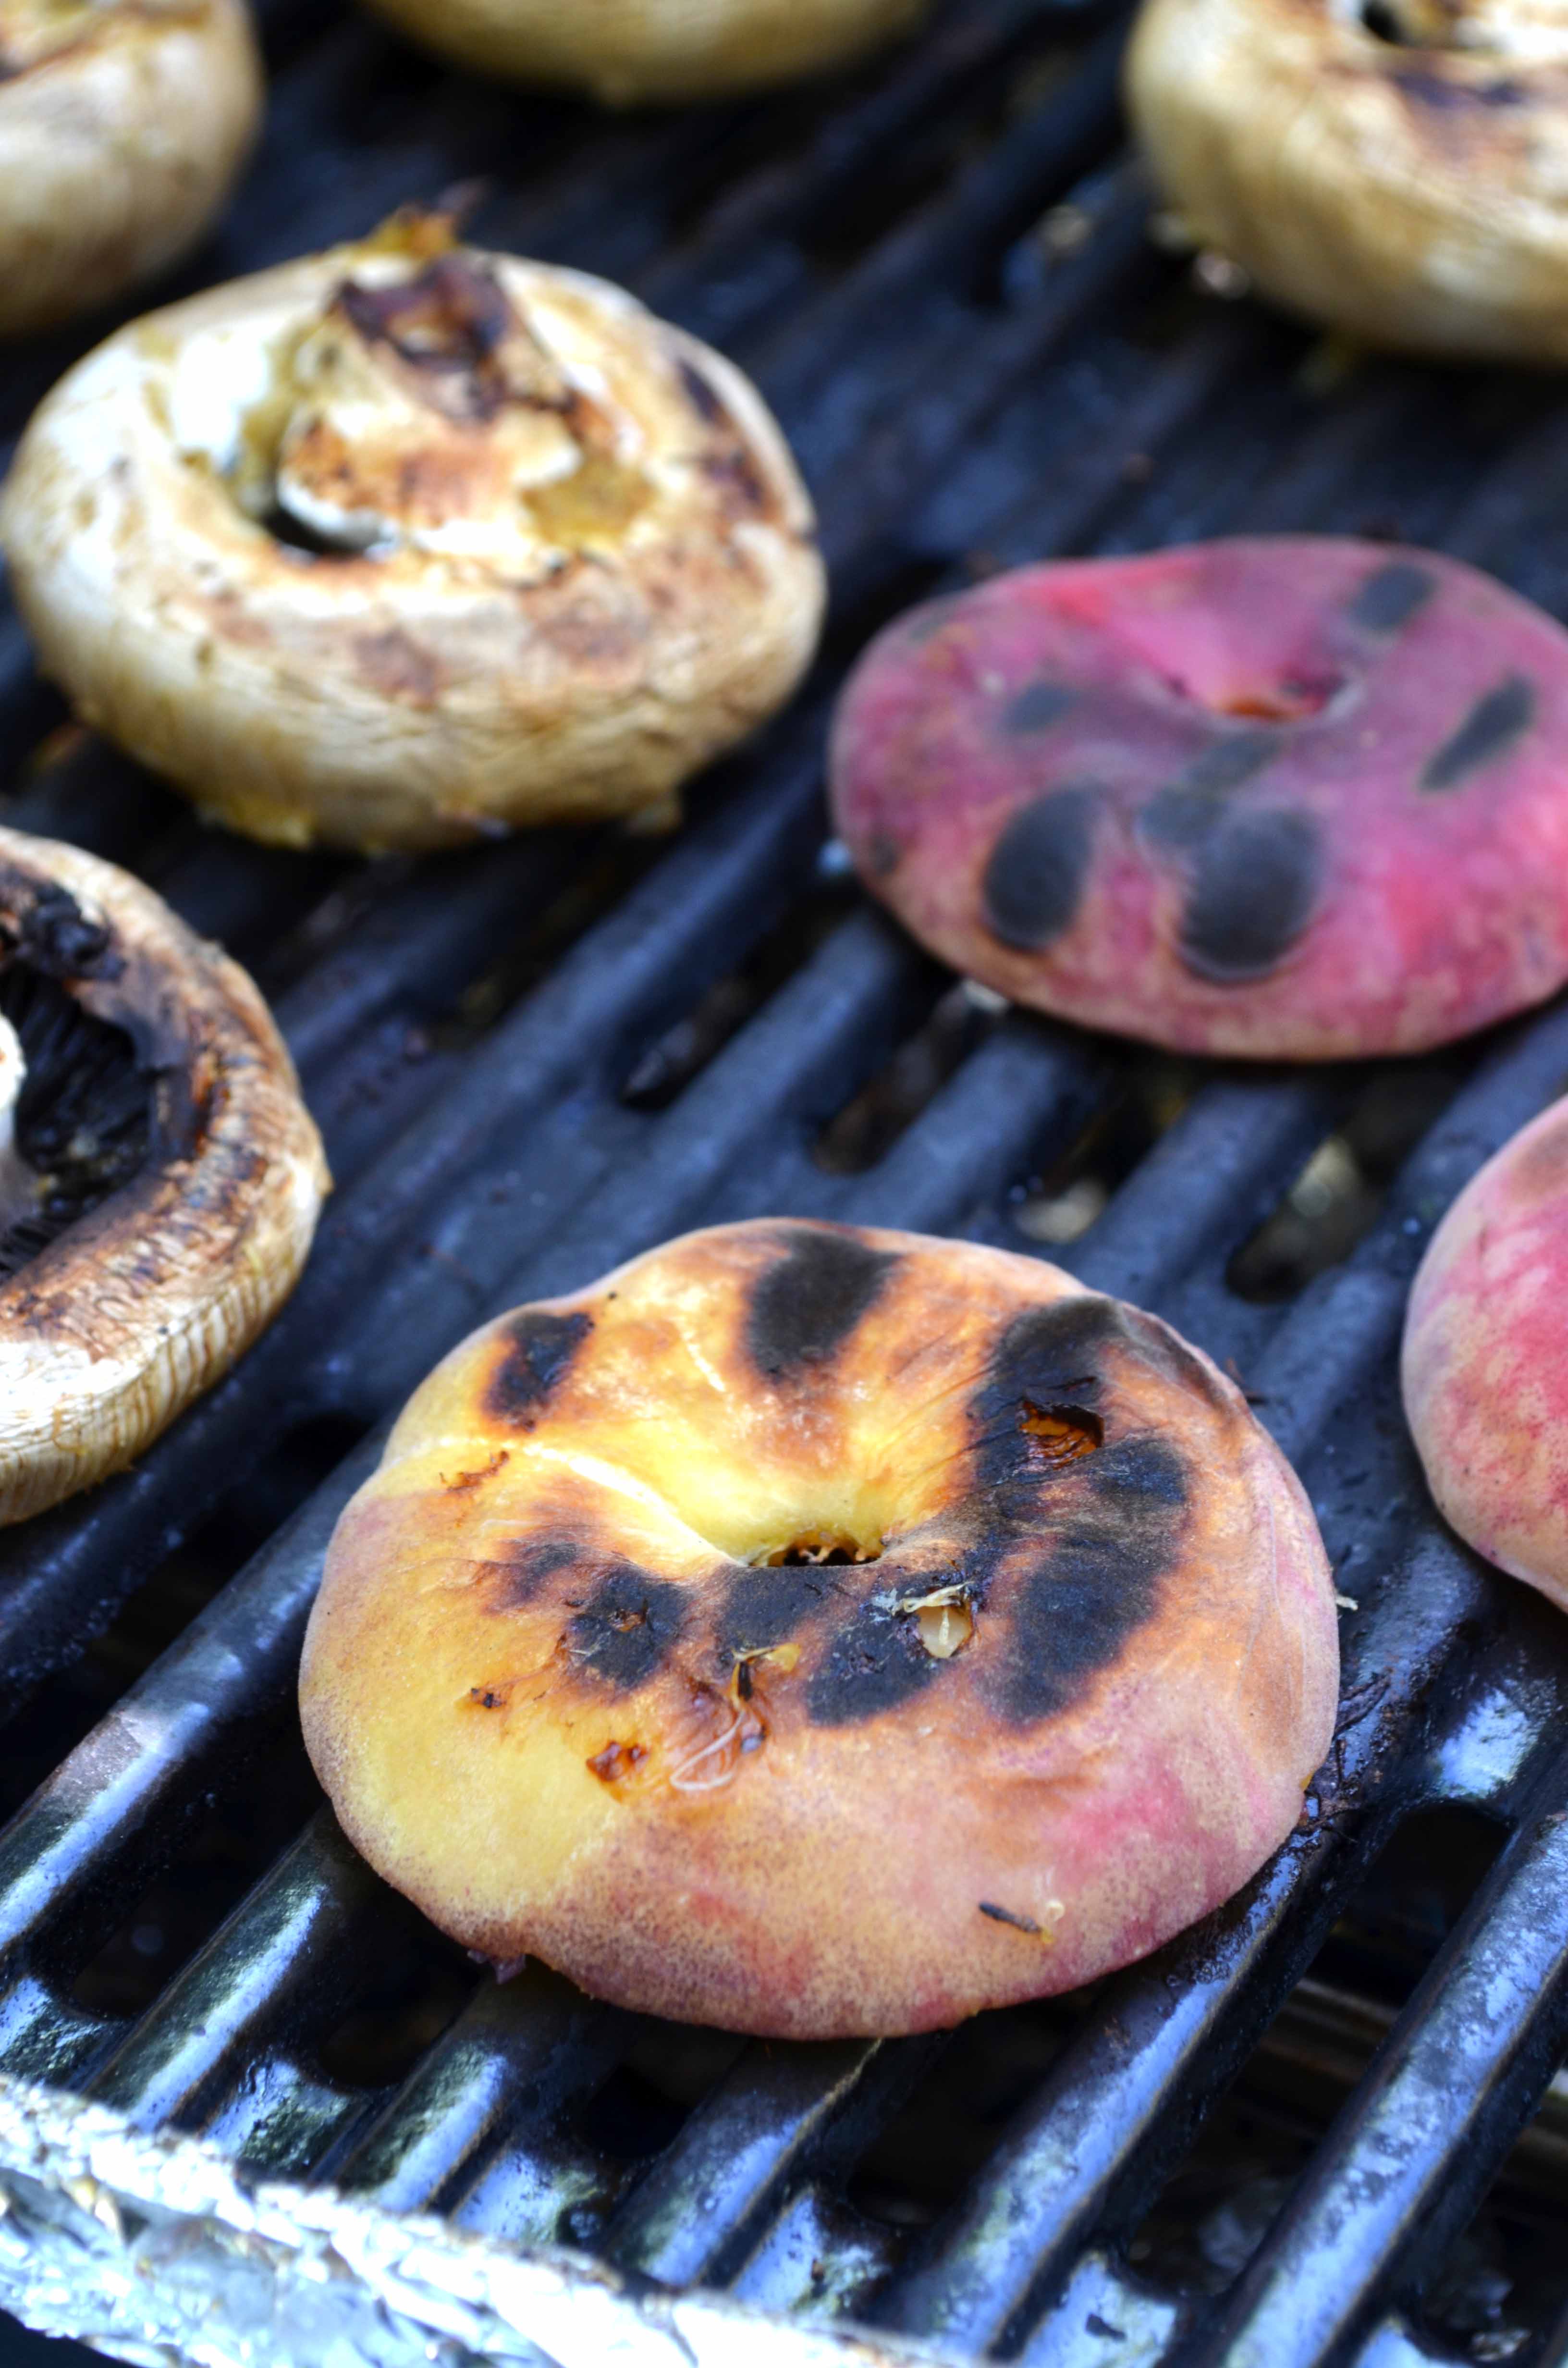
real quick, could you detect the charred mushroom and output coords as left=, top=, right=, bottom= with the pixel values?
left=0, top=213, right=826, bottom=854
left=301, top=1219, right=1337, bottom=2039
left=0, top=0, right=261, bottom=340
left=0, top=827, right=328, bottom=1525
left=360, top=0, right=928, bottom=105
left=1127, top=0, right=1568, bottom=363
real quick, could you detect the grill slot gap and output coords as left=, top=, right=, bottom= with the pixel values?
left=814, top=979, right=1000, bottom=1173
left=1009, top=1053, right=1197, bottom=1244
left=1228, top=1058, right=1480, bottom=1304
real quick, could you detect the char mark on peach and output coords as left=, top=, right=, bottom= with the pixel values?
left=982, top=783, right=1099, bottom=950
left=678, top=358, right=728, bottom=426
left=485, top=1309, right=593, bottom=1424
left=996, top=1436, right=1185, bottom=1725
left=747, top=1226, right=900, bottom=1380
left=717, top=1563, right=840, bottom=1662
left=482, top=1536, right=580, bottom=1612
left=1178, top=807, right=1321, bottom=982
left=806, top=1591, right=945, bottom=1725
left=1140, top=729, right=1282, bottom=856
left=569, top=1565, right=688, bottom=1690
left=1421, top=675, right=1535, bottom=792
left=1004, top=680, right=1076, bottom=734
left=1348, top=560, right=1436, bottom=633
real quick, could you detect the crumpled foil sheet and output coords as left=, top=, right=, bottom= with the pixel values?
left=0, top=2072, right=944, bottom=2368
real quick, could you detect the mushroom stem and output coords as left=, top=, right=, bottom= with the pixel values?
left=0, top=1013, right=35, bottom=1234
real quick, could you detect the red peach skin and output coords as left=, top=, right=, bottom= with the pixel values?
left=830, top=538, right=1568, bottom=1059
left=1404, top=1096, right=1568, bottom=1612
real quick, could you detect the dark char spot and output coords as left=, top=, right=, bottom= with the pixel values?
left=1139, top=729, right=1281, bottom=855
left=1348, top=560, right=1436, bottom=633
left=485, top=1310, right=593, bottom=1424
left=747, top=1226, right=899, bottom=1381
left=483, top=1537, right=579, bottom=1612
left=981, top=785, right=1099, bottom=952
left=968, top=1297, right=1121, bottom=1498
left=1421, top=675, right=1535, bottom=791
left=806, top=1595, right=941, bottom=1726
left=866, top=831, right=902, bottom=879
left=1178, top=808, right=1322, bottom=983
left=1004, top=680, right=1075, bottom=735
left=717, top=1563, right=839, bottom=1662
left=568, top=1566, right=687, bottom=1691
left=0, top=874, right=119, bottom=981
left=997, top=1439, right=1186, bottom=1724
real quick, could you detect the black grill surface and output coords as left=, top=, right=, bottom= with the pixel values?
left=0, top=4, right=1567, bottom=2364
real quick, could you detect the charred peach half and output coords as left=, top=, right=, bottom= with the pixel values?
left=830, top=539, right=1568, bottom=1059
left=1404, top=1096, right=1568, bottom=1611
left=301, top=1220, right=1337, bottom=2038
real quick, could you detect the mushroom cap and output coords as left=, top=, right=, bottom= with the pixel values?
left=300, top=1219, right=1337, bottom=2039
left=0, top=826, right=328, bottom=1525
left=1403, top=1094, right=1568, bottom=1613
left=0, top=222, right=825, bottom=854
left=360, top=0, right=929, bottom=104
left=829, top=537, right=1568, bottom=1060
left=1127, top=0, right=1568, bottom=364
left=0, top=0, right=260, bottom=340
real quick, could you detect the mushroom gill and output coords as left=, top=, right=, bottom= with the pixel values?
left=0, top=828, right=328, bottom=1527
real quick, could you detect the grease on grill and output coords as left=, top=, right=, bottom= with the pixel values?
left=747, top=1224, right=899, bottom=1378
left=486, top=1309, right=593, bottom=1423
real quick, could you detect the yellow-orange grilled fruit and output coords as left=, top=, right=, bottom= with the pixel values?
left=301, top=1220, right=1337, bottom=2038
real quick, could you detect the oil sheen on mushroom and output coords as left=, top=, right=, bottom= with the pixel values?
left=0, top=827, right=329, bottom=1526
left=828, top=537, right=1568, bottom=1059
left=1127, top=0, right=1568, bottom=363
left=0, top=0, right=259, bottom=338
left=300, top=1218, right=1337, bottom=2040
left=0, top=210, right=826, bottom=854
left=355, top=0, right=930, bottom=106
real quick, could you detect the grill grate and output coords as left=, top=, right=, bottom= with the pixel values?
left=0, top=2, right=1567, bottom=2363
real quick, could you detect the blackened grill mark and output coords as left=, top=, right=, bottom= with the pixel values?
left=569, top=1567, right=687, bottom=1690
left=1004, top=680, right=1075, bottom=734
left=1178, top=809, right=1322, bottom=982
left=806, top=1596, right=942, bottom=1725
left=981, top=785, right=1099, bottom=951
left=1348, top=561, right=1436, bottom=633
left=717, top=1564, right=837, bottom=1661
left=969, top=1297, right=1119, bottom=1496
left=485, top=1310, right=593, bottom=1423
left=1139, top=729, right=1280, bottom=855
left=999, top=1504, right=1172, bottom=1724
left=747, top=1226, right=899, bottom=1380
left=1421, top=675, right=1535, bottom=791
left=483, top=1537, right=578, bottom=1612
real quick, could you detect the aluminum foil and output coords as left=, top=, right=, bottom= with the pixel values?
left=0, top=2072, right=945, bottom=2368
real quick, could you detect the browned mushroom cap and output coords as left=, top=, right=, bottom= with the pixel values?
left=301, top=1219, right=1337, bottom=2039
left=360, top=0, right=929, bottom=104
left=0, top=0, right=261, bottom=340
left=1127, top=0, right=1568, bottom=364
left=0, top=213, right=826, bottom=855
left=0, top=826, right=328, bottom=1525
